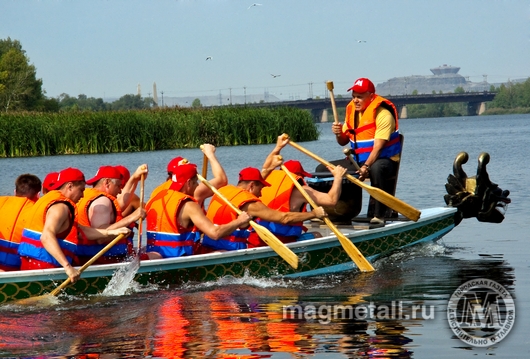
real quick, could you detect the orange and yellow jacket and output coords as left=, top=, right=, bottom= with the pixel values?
left=76, top=188, right=131, bottom=262
left=0, top=197, right=35, bottom=271
left=202, top=184, right=259, bottom=250
left=17, top=191, right=78, bottom=267
left=145, top=189, right=200, bottom=258
left=259, top=170, right=306, bottom=243
left=344, top=94, right=401, bottom=163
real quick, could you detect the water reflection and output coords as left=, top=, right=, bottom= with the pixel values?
left=0, top=241, right=515, bottom=358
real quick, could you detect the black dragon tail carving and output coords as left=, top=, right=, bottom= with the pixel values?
left=444, top=152, right=511, bottom=225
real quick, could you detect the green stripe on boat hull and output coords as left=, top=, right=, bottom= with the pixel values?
left=0, top=207, right=456, bottom=304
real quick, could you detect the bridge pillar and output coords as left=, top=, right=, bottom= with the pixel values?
left=467, top=101, right=482, bottom=116
left=310, top=109, right=323, bottom=122
left=321, top=109, right=328, bottom=122
left=399, top=105, right=408, bottom=119
left=478, top=102, right=486, bottom=115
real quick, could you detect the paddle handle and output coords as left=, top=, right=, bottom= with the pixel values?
left=343, top=148, right=361, bottom=171
left=202, top=154, right=208, bottom=178
left=50, top=233, right=126, bottom=296
left=200, top=145, right=209, bottom=178
left=327, top=81, right=340, bottom=124
left=137, top=174, right=145, bottom=250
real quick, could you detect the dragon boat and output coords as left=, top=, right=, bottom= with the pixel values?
left=0, top=152, right=510, bottom=304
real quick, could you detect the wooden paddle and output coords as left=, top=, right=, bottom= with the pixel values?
left=280, top=164, right=375, bottom=272
left=283, top=134, right=421, bottom=222
left=137, top=173, right=145, bottom=251
left=343, top=148, right=361, bottom=171
left=201, top=153, right=208, bottom=179
left=196, top=174, right=299, bottom=269
left=326, top=81, right=340, bottom=124
left=16, top=233, right=126, bottom=306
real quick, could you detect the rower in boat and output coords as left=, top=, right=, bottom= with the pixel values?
left=145, top=162, right=251, bottom=259
left=16, top=167, right=130, bottom=283
left=259, top=135, right=348, bottom=242
left=197, top=167, right=328, bottom=252
left=149, top=144, right=227, bottom=208
left=76, top=165, right=147, bottom=265
left=0, top=174, right=42, bottom=271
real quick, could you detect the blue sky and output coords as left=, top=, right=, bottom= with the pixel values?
left=2, top=0, right=529, bottom=101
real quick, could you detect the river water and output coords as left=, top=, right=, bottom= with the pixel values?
left=0, top=114, right=528, bottom=358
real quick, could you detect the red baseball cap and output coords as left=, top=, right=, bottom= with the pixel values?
left=114, top=165, right=131, bottom=186
left=86, top=166, right=123, bottom=185
left=347, top=78, right=376, bottom=93
left=167, top=156, right=187, bottom=174
left=50, top=167, right=85, bottom=190
left=238, top=167, right=271, bottom=187
left=284, top=160, right=313, bottom=178
left=170, top=163, right=198, bottom=191
left=42, top=172, right=59, bottom=192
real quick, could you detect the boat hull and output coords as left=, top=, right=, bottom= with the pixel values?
left=0, top=207, right=456, bottom=304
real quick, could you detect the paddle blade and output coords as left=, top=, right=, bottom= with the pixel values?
left=345, top=174, right=421, bottom=221
left=326, top=81, right=334, bottom=91
left=251, top=221, right=299, bottom=269
left=324, top=218, right=374, bottom=272
left=14, top=294, right=60, bottom=307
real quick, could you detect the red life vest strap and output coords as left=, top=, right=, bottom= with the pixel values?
left=348, top=122, right=376, bottom=135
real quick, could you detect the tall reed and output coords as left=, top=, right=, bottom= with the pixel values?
left=0, top=106, right=319, bottom=157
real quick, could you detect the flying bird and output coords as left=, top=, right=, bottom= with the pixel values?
left=270, top=73, right=281, bottom=78
left=206, top=56, right=212, bottom=61
left=356, top=40, right=367, bottom=43
left=248, top=3, right=262, bottom=9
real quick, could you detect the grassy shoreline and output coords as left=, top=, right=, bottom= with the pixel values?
left=0, top=106, right=319, bottom=158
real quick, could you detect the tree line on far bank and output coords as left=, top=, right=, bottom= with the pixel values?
left=404, top=81, right=530, bottom=118
left=2, top=36, right=529, bottom=118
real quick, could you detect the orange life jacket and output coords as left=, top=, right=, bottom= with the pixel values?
left=344, top=95, right=401, bottom=163
left=17, top=190, right=78, bottom=268
left=202, top=184, right=259, bottom=250
left=0, top=197, right=35, bottom=271
left=145, top=188, right=200, bottom=258
left=259, top=170, right=306, bottom=242
left=149, top=180, right=171, bottom=203
left=76, top=188, right=131, bottom=263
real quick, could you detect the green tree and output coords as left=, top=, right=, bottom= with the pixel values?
left=454, top=86, right=465, bottom=94
left=0, top=38, right=44, bottom=112
left=111, top=94, right=152, bottom=110
left=192, top=98, right=202, bottom=108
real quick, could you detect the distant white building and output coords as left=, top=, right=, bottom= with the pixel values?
left=376, top=65, right=493, bottom=95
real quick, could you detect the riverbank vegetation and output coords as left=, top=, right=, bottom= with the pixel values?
left=0, top=106, right=319, bottom=158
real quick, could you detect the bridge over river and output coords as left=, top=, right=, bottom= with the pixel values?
left=247, top=91, right=496, bottom=121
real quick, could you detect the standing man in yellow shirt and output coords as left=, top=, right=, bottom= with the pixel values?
left=331, top=77, right=401, bottom=224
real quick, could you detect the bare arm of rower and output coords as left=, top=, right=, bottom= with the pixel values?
left=41, top=203, right=80, bottom=283
left=194, top=144, right=228, bottom=206
left=180, top=200, right=250, bottom=240
left=261, top=135, right=289, bottom=179
left=117, top=164, right=148, bottom=210
left=301, top=165, right=347, bottom=207
left=242, top=200, right=327, bottom=225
